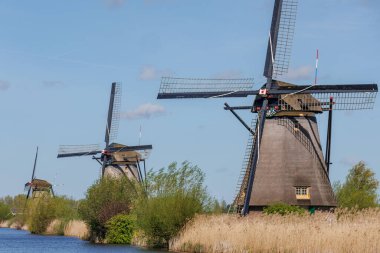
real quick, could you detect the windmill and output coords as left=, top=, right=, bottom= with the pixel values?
left=24, top=147, right=55, bottom=200
left=156, top=0, right=378, bottom=215
left=57, top=82, right=152, bottom=181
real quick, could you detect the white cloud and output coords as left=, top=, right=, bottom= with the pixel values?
left=139, top=66, right=157, bottom=80
left=122, top=103, right=166, bottom=120
left=0, top=80, right=10, bottom=91
left=283, top=66, right=314, bottom=82
left=139, top=65, right=173, bottom=81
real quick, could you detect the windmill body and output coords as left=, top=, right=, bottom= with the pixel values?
left=156, top=0, right=378, bottom=215
left=57, top=83, right=152, bottom=182
left=238, top=116, right=336, bottom=210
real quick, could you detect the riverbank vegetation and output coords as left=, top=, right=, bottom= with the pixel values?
left=0, top=194, right=81, bottom=236
left=169, top=161, right=379, bottom=253
left=134, top=161, right=212, bottom=247
left=170, top=208, right=380, bottom=253
left=78, top=161, right=218, bottom=246
left=1, top=161, right=378, bottom=252
left=78, top=176, right=138, bottom=242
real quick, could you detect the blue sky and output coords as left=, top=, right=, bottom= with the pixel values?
left=0, top=0, right=379, bottom=202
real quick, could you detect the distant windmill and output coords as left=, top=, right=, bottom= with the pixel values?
left=24, top=147, right=55, bottom=200
left=156, top=0, right=378, bottom=215
left=57, top=82, right=152, bottom=181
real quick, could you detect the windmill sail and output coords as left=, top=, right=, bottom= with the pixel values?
left=264, top=0, right=298, bottom=78
left=158, top=77, right=255, bottom=99
left=57, top=144, right=101, bottom=158
left=105, top=82, right=122, bottom=146
left=273, top=83, right=378, bottom=111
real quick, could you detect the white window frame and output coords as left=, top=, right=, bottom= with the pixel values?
left=295, top=186, right=310, bottom=200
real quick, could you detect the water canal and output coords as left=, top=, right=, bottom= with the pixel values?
left=0, top=228, right=162, bottom=253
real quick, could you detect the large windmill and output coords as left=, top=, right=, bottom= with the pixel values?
left=156, top=0, right=378, bottom=215
left=24, top=147, right=55, bottom=200
left=57, top=82, right=152, bottom=182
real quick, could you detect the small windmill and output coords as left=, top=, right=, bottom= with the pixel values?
left=57, top=82, right=152, bottom=181
left=157, top=0, right=378, bottom=215
left=24, top=147, right=55, bottom=200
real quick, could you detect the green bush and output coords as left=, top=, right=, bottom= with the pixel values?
left=263, top=203, right=306, bottom=215
left=28, top=198, right=54, bottom=234
left=27, top=196, right=78, bottom=234
left=334, top=161, right=379, bottom=209
left=105, top=214, right=136, bottom=244
left=78, top=177, right=138, bottom=243
left=0, top=202, right=12, bottom=222
left=134, top=161, right=210, bottom=248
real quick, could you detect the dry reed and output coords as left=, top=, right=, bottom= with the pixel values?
left=0, top=220, right=9, bottom=228
left=45, top=219, right=62, bottom=235
left=170, top=209, right=380, bottom=253
left=63, top=220, right=89, bottom=240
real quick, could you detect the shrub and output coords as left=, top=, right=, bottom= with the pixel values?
left=28, top=198, right=54, bottom=234
left=134, top=161, right=210, bottom=248
left=0, top=202, right=12, bottom=222
left=105, top=214, right=136, bottom=244
left=263, top=203, right=306, bottom=215
left=27, top=196, right=78, bottom=234
left=78, top=177, right=138, bottom=242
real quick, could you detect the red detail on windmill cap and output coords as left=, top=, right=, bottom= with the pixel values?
left=259, top=89, right=267, bottom=95
left=101, top=150, right=109, bottom=155
left=274, top=105, right=279, bottom=110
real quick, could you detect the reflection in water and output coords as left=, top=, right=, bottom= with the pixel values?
left=0, top=228, right=161, bottom=253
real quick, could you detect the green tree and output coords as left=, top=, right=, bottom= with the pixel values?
left=78, top=177, right=138, bottom=242
left=0, top=202, right=12, bottom=222
left=334, top=161, right=379, bottom=209
left=134, top=161, right=210, bottom=248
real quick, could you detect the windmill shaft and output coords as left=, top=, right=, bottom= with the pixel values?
left=101, top=157, right=107, bottom=177
left=244, top=72, right=274, bottom=215
left=243, top=100, right=269, bottom=215
left=325, top=98, right=333, bottom=175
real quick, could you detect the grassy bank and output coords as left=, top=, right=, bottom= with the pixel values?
left=171, top=209, right=380, bottom=253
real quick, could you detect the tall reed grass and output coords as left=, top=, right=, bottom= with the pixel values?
left=64, top=220, right=89, bottom=239
left=170, top=208, right=380, bottom=253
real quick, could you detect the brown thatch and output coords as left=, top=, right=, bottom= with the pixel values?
left=30, top=178, right=52, bottom=188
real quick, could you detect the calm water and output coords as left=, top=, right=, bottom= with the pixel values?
left=0, top=228, right=163, bottom=253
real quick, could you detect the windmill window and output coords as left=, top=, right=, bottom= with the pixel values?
left=295, top=186, right=310, bottom=200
